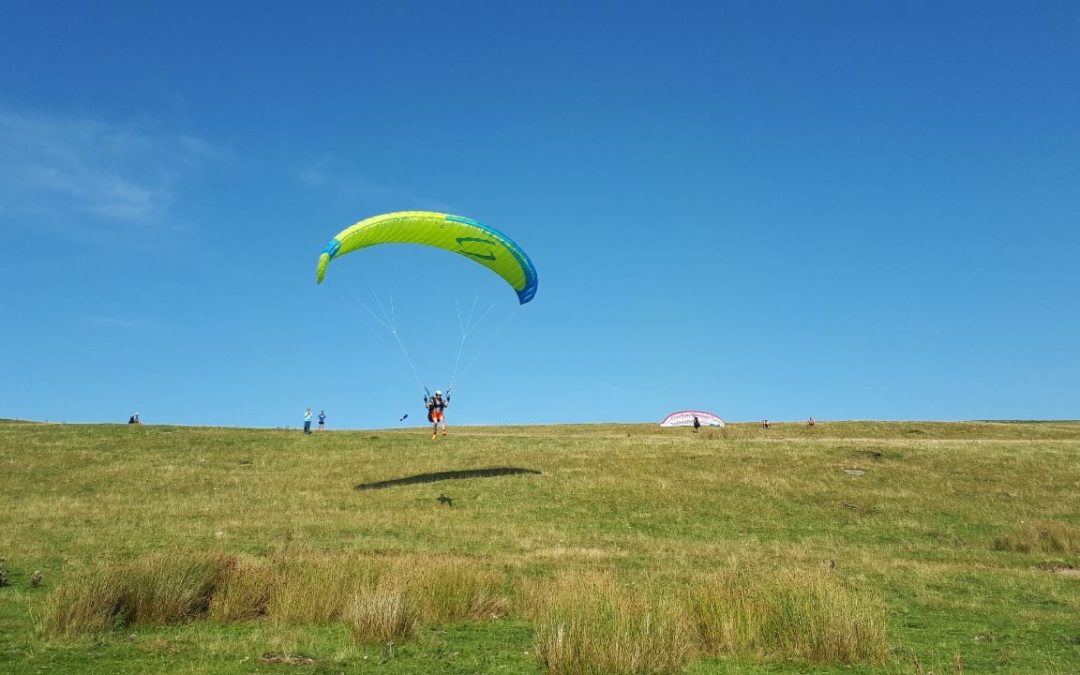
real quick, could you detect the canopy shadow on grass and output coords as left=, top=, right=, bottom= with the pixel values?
left=355, top=467, right=541, bottom=491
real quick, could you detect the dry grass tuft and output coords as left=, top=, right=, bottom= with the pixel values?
left=391, top=558, right=510, bottom=623
left=266, top=553, right=384, bottom=623
left=522, top=568, right=886, bottom=672
left=264, top=553, right=508, bottom=625
left=992, top=521, right=1080, bottom=554
left=527, top=573, right=695, bottom=675
left=344, top=590, right=420, bottom=643
left=208, top=554, right=274, bottom=622
left=45, top=551, right=233, bottom=636
left=44, top=549, right=510, bottom=640
left=690, top=568, right=887, bottom=664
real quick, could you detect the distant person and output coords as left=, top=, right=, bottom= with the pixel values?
left=128, top=412, right=140, bottom=425
left=692, top=415, right=701, bottom=432
left=424, top=390, right=450, bottom=439
left=808, top=416, right=815, bottom=428
left=762, top=419, right=770, bottom=429
left=318, top=410, right=326, bottom=431
left=303, top=408, right=313, bottom=434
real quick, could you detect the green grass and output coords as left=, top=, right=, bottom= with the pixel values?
left=1, top=419, right=1079, bottom=673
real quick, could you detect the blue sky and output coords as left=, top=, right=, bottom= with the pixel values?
left=1, top=1, right=1077, bottom=427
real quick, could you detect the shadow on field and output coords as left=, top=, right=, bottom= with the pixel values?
left=355, top=467, right=541, bottom=491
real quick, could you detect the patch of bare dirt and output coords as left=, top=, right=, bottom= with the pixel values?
left=260, top=653, right=316, bottom=665
left=1042, top=563, right=1080, bottom=577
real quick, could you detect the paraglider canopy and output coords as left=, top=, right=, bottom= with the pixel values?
left=660, top=410, right=725, bottom=427
left=316, top=211, right=538, bottom=304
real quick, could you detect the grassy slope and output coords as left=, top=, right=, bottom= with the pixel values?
left=1, top=420, right=1078, bottom=673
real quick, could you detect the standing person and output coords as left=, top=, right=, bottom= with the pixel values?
left=318, top=410, right=326, bottom=431
left=303, top=408, right=313, bottom=434
left=424, top=390, right=450, bottom=440
left=692, top=415, right=701, bottom=432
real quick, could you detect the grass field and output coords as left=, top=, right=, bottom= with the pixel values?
left=1, top=419, right=1078, bottom=673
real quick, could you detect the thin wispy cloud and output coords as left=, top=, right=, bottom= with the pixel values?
left=297, top=156, right=453, bottom=212
left=0, top=109, right=225, bottom=228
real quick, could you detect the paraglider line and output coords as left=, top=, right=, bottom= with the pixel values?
left=446, top=296, right=496, bottom=394
left=372, top=290, right=395, bottom=333
left=390, top=327, right=426, bottom=393
left=449, top=298, right=469, bottom=389
left=449, top=306, right=519, bottom=392
left=343, top=292, right=393, bottom=334
left=367, top=289, right=426, bottom=392
left=339, top=289, right=427, bottom=393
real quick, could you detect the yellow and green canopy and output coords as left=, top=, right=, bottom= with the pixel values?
left=316, top=211, right=538, bottom=304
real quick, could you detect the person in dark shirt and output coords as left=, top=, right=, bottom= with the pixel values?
left=424, top=390, right=450, bottom=440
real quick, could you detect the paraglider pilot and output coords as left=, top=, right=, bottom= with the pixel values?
left=424, top=390, right=450, bottom=440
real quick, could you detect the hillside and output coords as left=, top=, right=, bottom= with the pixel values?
left=1, top=420, right=1077, bottom=673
